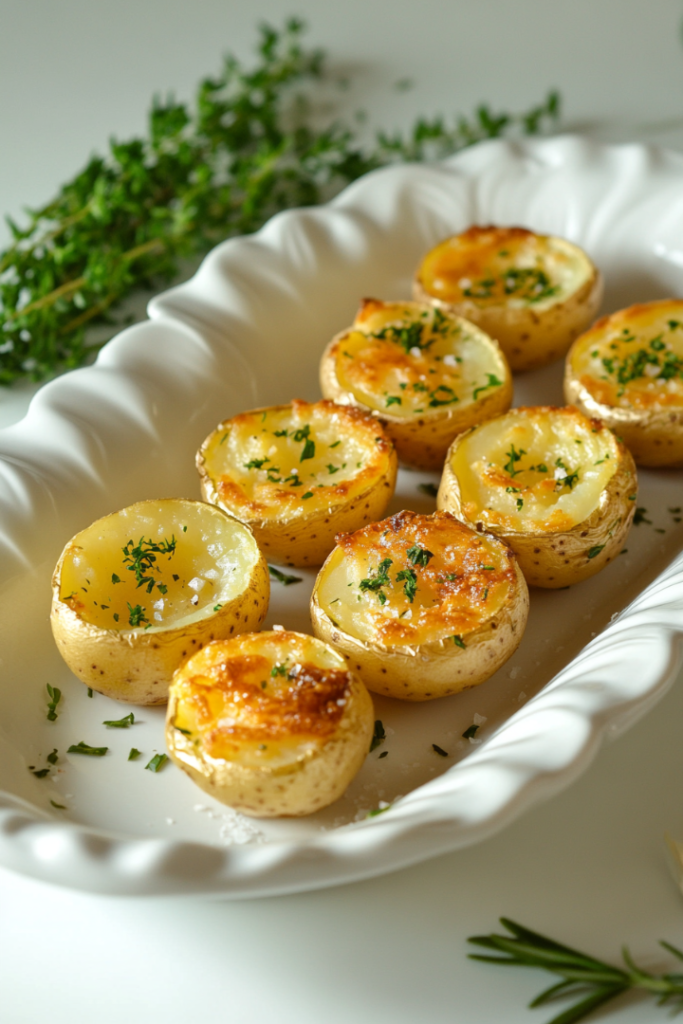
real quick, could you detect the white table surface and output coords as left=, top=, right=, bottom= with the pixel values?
left=2, top=2, right=683, bottom=1021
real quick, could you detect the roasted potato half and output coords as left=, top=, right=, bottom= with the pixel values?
left=564, top=299, right=683, bottom=467
left=166, top=630, right=374, bottom=817
left=414, top=226, right=602, bottom=372
left=197, top=399, right=397, bottom=567
left=320, top=299, right=512, bottom=470
left=438, top=406, right=637, bottom=588
left=311, top=509, right=529, bottom=701
left=51, top=499, right=269, bottom=704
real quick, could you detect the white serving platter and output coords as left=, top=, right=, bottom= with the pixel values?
left=0, top=135, right=681, bottom=898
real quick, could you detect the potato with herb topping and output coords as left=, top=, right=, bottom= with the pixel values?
left=564, top=299, right=683, bottom=467
left=197, top=399, right=397, bottom=567
left=166, top=630, right=374, bottom=817
left=414, top=226, right=602, bottom=372
left=311, top=509, right=528, bottom=701
left=50, top=498, right=269, bottom=704
left=438, top=406, right=637, bottom=588
left=320, top=299, right=512, bottom=470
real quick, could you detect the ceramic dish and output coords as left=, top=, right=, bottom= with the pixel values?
left=0, top=135, right=681, bottom=897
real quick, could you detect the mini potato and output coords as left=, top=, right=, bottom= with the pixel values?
left=414, top=226, right=603, bottom=372
left=197, top=399, right=397, bottom=567
left=311, top=509, right=529, bottom=701
left=319, top=299, right=512, bottom=470
left=50, top=498, right=269, bottom=705
left=166, top=630, right=374, bottom=817
left=564, top=299, right=683, bottom=467
left=438, top=406, right=637, bottom=588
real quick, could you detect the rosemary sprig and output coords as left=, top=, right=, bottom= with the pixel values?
left=468, top=918, right=683, bottom=1024
left=0, top=19, right=560, bottom=385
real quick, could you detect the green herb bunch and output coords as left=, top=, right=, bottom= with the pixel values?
left=0, top=18, right=560, bottom=386
left=469, top=918, right=683, bottom=1024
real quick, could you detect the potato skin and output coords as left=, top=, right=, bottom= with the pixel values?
left=564, top=302, right=683, bottom=468
left=50, top=501, right=269, bottom=705
left=319, top=301, right=512, bottom=471
left=310, top=515, right=529, bottom=702
left=438, top=424, right=638, bottom=589
left=166, top=632, right=374, bottom=817
left=197, top=401, right=398, bottom=567
left=413, top=227, right=603, bottom=373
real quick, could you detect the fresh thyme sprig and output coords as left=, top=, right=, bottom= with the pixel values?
left=0, top=19, right=560, bottom=385
left=468, top=918, right=683, bottom=1024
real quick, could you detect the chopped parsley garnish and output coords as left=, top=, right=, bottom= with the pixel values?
left=369, top=719, right=386, bottom=752
left=244, top=457, right=269, bottom=470
left=121, top=534, right=176, bottom=597
left=428, top=384, right=458, bottom=407
left=103, top=713, right=135, bottom=728
left=452, top=635, right=466, bottom=648
left=50, top=801, right=67, bottom=810
left=67, top=741, right=108, bottom=757
left=47, top=749, right=58, bottom=765
left=600, top=341, right=683, bottom=391
left=301, top=491, right=314, bottom=500
left=268, top=565, right=302, bottom=585
left=300, top=438, right=315, bottom=462
left=472, top=373, right=503, bottom=401
left=30, top=768, right=50, bottom=779
left=407, top=544, right=433, bottom=567
left=359, top=558, right=393, bottom=603
left=127, top=603, right=149, bottom=628
left=46, top=684, right=61, bottom=722
left=174, top=725, right=192, bottom=735
left=587, top=545, right=605, bottom=559
left=128, top=748, right=142, bottom=761
left=503, top=267, right=559, bottom=303
left=367, top=805, right=391, bottom=818
left=329, top=440, right=341, bottom=448
left=516, top=497, right=524, bottom=510
left=396, top=567, right=418, bottom=603
left=145, top=753, right=169, bottom=773
left=378, top=750, right=388, bottom=759
left=634, top=507, right=651, bottom=526
left=462, top=724, right=479, bottom=739
left=111, top=573, right=121, bottom=584
left=418, top=482, right=439, bottom=498
left=432, top=743, right=449, bottom=757
left=503, top=444, right=526, bottom=477
left=271, top=663, right=288, bottom=678
left=529, top=463, right=548, bottom=473
left=326, top=464, right=340, bottom=474
left=385, top=395, right=402, bottom=407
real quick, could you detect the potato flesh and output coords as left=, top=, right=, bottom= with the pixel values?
left=335, top=303, right=507, bottom=417
left=316, top=511, right=515, bottom=645
left=202, top=403, right=390, bottom=521
left=170, top=632, right=351, bottom=770
left=418, top=228, right=592, bottom=312
left=60, top=503, right=259, bottom=631
left=451, top=409, right=619, bottom=534
left=569, top=303, right=683, bottom=410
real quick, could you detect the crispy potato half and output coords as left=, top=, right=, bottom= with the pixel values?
left=414, top=226, right=602, bottom=372
left=320, top=299, right=512, bottom=470
left=311, top=509, right=529, bottom=701
left=197, top=399, right=397, bottom=567
left=438, top=406, right=637, bottom=588
left=166, top=630, right=374, bottom=817
left=564, top=299, right=683, bottom=467
left=51, top=499, right=269, bottom=705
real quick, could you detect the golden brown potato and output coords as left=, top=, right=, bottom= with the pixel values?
left=50, top=498, right=269, bottom=704
left=438, top=406, right=637, bottom=588
left=311, top=509, right=529, bottom=701
left=564, top=299, right=683, bottom=467
left=166, top=630, right=374, bottom=817
left=197, top=399, right=397, bottom=567
left=320, top=299, right=512, bottom=470
left=414, top=226, right=602, bottom=372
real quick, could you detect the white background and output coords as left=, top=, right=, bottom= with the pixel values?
left=2, top=2, right=683, bottom=1021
